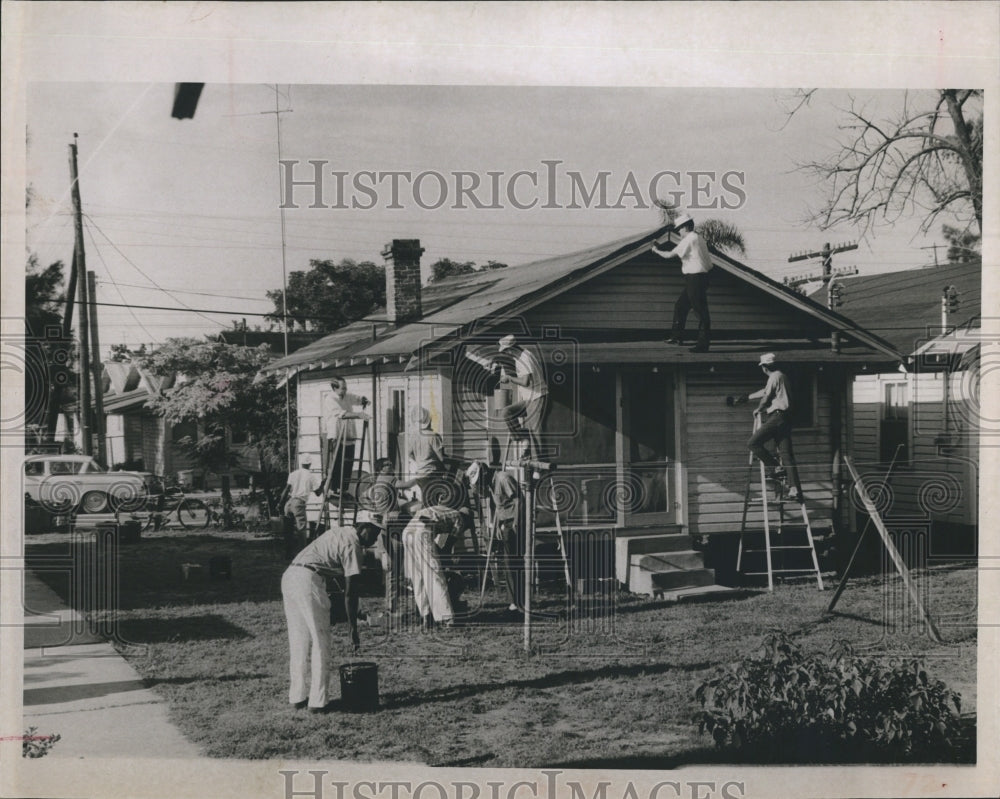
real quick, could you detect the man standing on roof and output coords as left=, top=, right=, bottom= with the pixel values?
left=321, top=376, right=369, bottom=497
left=651, top=213, right=713, bottom=353
left=497, top=334, right=549, bottom=458
left=745, top=353, right=803, bottom=501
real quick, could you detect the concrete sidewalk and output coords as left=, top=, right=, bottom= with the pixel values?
left=22, top=570, right=202, bottom=759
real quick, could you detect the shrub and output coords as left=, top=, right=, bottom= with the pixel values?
left=694, top=633, right=966, bottom=763
left=22, top=727, right=61, bottom=758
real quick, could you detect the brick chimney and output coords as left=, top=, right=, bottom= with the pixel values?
left=382, top=239, right=424, bottom=324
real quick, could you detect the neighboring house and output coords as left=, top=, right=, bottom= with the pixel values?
left=100, top=361, right=258, bottom=488
left=813, top=262, right=982, bottom=547
left=262, top=229, right=903, bottom=593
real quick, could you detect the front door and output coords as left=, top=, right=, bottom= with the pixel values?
left=619, top=369, right=677, bottom=525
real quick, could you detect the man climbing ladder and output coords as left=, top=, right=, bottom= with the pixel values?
left=745, top=352, right=802, bottom=502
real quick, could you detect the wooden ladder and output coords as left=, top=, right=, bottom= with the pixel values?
left=736, top=417, right=823, bottom=591
left=319, top=419, right=370, bottom=529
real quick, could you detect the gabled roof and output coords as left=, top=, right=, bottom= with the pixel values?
left=811, top=261, right=982, bottom=355
left=262, top=225, right=903, bottom=378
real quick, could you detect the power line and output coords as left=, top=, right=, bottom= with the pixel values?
left=94, top=279, right=273, bottom=302
left=84, top=223, right=157, bottom=342
left=83, top=214, right=227, bottom=330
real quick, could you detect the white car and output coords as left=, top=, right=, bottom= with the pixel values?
left=23, top=454, right=162, bottom=515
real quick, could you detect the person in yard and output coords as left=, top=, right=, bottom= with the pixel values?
left=407, top=406, right=447, bottom=506
left=322, top=376, right=369, bottom=497
left=401, top=504, right=471, bottom=629
left=745, top=352, right=803, bottom=501
left=281, top=510, right=383, bottom=713
left=496, top=334, right=549, bottom=458
left=491, top=466, right=524, bottom=613
left=278, top=454, right=323, bottom=553
left=651, top=213, right=714, bottom=352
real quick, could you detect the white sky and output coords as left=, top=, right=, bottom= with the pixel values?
left=25, top=83, right=972, bottom=352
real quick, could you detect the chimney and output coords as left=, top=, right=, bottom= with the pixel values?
left=382, top=239, right=424, bottom=324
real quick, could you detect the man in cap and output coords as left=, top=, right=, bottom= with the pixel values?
left=281, top=510, right=383, bottom=713
left=651, top=213, right=714, bottom=352
left=278, top=454, right=323, bottom=553
left=322, top=376, right=370, bottom=497
left=401, top=504, right=470, bottom=629
left=406, top=406, right=447, bottom=506
left=496, top=333, right=549, bottom=458
left=746, top=353, right=803, bottom=501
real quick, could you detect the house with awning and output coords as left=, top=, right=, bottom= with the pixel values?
left=262, top=226, right=904, bottom=593
left=813, top=260, right=982, bottom=553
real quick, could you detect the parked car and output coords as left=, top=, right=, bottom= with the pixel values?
left=23, top=455, right=162, bottom=515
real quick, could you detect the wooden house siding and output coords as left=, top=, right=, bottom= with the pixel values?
left=849, top=371, right=977, bottom=528
left=684, top=366, right=838, bottom=535
left=523, top=254, right=829, bottom=336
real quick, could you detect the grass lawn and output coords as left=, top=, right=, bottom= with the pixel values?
left=26, top=529, right=977, bottom=766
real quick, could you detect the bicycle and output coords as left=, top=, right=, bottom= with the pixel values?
left=141, top=485, right=211, bottom=531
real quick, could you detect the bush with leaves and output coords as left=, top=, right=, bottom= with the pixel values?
left=694, top=633, right=967, bottom=763
left=22, top=727, right=61, bottom=758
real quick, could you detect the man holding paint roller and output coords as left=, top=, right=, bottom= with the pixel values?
left=281, top=510, right=383, bottom=713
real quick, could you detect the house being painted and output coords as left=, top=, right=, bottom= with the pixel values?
left=813, top=261, right=982, bottom=553
left=263, top=228, right=903, bottom=593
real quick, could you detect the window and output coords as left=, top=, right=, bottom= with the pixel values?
left=880, top=381, right=909, bottom=463
left=24, top=461, right=44, bottom=476
left=49, top=460, right=83, bottom=475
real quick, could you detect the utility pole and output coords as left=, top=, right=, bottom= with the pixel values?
left=920, top=243, right=941, bottom=267
left=262, top=85, right=294, bottom=472
left=88, top=270, right=107, bottom=465
left=44, top=243, right=78, bottom=444
left=784, top=241, right=859, bottom=290
left=69, top=134, right=92, bottom=456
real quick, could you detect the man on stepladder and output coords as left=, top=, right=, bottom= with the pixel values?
left=651, top=213, right=713, bottom=352
left=745, top=353, right=803, bottom=501
left=322, top=376, right=369, bottom=497
left=496, top=334, right=548, bottom=459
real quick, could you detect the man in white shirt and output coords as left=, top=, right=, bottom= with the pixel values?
left=651, top=213, right=714, bottom=352
left=322, top=376, right=369, bottom=496
left=281, top=511, right=382, bottom=713
left=497, top=334, right=549, bottom=458
left=278, top=454, right=323, bottom=552
left=746, top=352, right=803, bottom=501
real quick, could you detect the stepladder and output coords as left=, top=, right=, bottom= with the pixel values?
left=737, top=416, right=824, bottom=591
left=319, top=419, right=372, bottom=529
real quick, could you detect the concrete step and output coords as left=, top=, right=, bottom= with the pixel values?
left=653, top=584, right=738, bottom=602
left=630, top=565, right=716, bottom=596
left=613, top=527, right=690, bottom=585
left=630, top=550, right=706, bottom=572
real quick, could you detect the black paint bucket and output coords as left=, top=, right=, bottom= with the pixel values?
left=339, top=662, right=379, bottom=712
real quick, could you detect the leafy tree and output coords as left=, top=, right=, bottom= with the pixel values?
left=942, top=224, right=980, bottom=264
left=428, top=258, right=509, bottom=283
left=25, top=256, right=75, bottom=444
left=786, top=89, right=983, bottom=239
left=267, top=258, right=385, bottom=333
left=108, top=343, right=147, bottom=362
left=138, top=338, right=293, bottom=489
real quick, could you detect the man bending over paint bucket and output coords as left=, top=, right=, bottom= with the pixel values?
left=401, top=505, right=472, bottom=629
left=281, top=510, right=383, bottom=713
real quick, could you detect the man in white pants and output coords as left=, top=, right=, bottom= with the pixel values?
left=278, top=454, right=322, bottom=552
left=281, top=511, right=382, bottom=712
left=401, top=505, right=469, bottom=629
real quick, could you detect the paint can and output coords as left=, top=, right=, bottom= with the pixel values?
left=339, top=662, right=379, bottom=712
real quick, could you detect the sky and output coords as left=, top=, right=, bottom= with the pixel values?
left=25, top=83, right=973, bottom=354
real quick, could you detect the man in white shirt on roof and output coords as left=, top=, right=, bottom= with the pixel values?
left=651, top=213, right=714, bottom=352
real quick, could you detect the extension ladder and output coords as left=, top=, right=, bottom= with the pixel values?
left=736, top=417, right=823, bottom=591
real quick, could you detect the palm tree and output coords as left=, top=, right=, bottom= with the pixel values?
left=653, top=199, right=747, bottom=258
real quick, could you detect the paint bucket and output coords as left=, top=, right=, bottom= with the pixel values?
left=339, top=662, right=379, bottom=712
